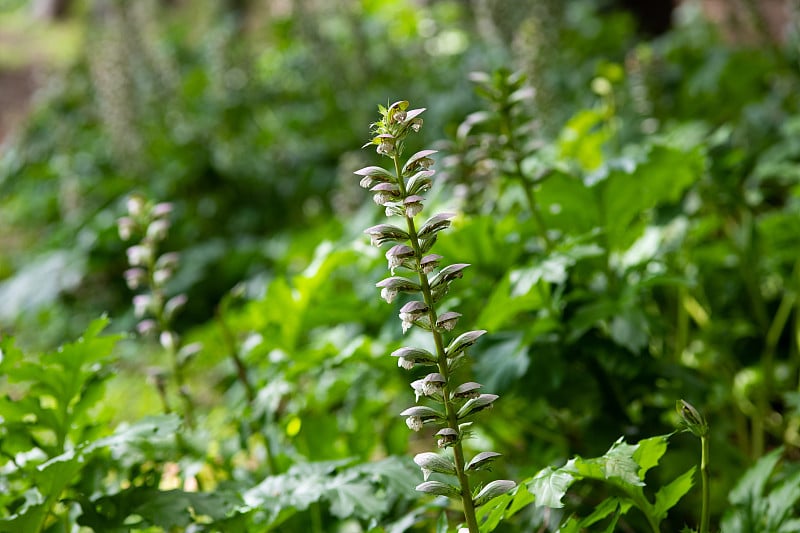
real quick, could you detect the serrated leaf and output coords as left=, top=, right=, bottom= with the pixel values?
left=654, top=466, right=695, bottom=522
left=765, top=467, right=800, bottom=530
left=601, top=438, right=644, bottom=486
left=633, top=433, right=671, bottom=478
left=577, top=497, right=623, bottom=528
left=728, top=447, right=783, bottom=506
left=528, top=466, right=575, bottom=508
left=475, top=493, right=513, bottom=533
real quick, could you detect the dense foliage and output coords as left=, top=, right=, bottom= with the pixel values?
left=1, top=0, right=800, bottom=531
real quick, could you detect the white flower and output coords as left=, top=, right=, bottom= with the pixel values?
left=373, top=192, right=392, bottom=206
left=126, top=196, right=145, bottom=217
left=133, top=294, right=152, bottom=318
left=146, top=219, right=170, bottom=241
left=436, top=311, right=462, bottom=332
left=126, top=245, right=152, bottom=267
left=124, top=268, right=146, bottom=290
left=380, top=287, right=398, bottom=304
left=398, top=357, right=414, bottom=370
left=406, top=416, right=423, bottom=431
left=117, top=217, right=135, bottom=241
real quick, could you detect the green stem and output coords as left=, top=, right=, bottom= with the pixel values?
left=394, top=155, right=480, bottom=533
left=754, top=261, right=799, bottom=458
left=675, top=284, right=689, bottom=361
left=217, top=310, right=256, bottom=404
left=501, top=107, right=553, bottom=252
left=625, top=489, right=660, bottom=533
left=700, top=434, right=710, bottom=533
left=149, top=274, right=195, bottom=428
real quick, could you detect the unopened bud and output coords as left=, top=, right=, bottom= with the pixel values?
left=676, top=399, right=708, bottom=437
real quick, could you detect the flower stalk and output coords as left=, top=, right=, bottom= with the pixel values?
left=677, top=399, right=710, bottom=533
left=358, top=101, right=514, bottom=532
left=119, top=195, right=198, bottom=427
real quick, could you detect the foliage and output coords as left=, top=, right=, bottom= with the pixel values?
left=1, top=0, right=800, bottom=531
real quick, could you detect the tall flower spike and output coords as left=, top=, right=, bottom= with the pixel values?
left=357, top=101, right=514, bottom=533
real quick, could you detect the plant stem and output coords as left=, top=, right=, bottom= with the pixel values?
left=700, top=434, right=710, bottom=533
left=625, top=488, right=660, bottom=533
left=217, top=310, right=256, bottom=404
left=148, top=255, right=195, bottom=428
left=754, top=260, right=799, bottom=458
left=500, top=106, right=553, bottom=252
left=393, top=155, right=480, bottom=533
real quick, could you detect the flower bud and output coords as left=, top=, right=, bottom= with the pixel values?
left=126, top=195, right=146, bottom=217
left=676, top=399, right=708, bottom=437
left=436, top=311, right=462, bottom=332
left=406, top=416, right=423, bottom=431
left=452, top=381, right=482, bottom=400
left=155, top=252, right=180, bottom=271
left=385, top=244, right=415, bottom=273
left=136, top=319, right=158, bottom=337
left=404, top=195, right=425, bottom=218
left=414, top=452, right=456, bottom=481
left=133, top=294, right=153, bottom=318
left=399, top=301, right=429, bottom=333
left=420, top=254, right=442, bottom=274
left=153, top=268, right=171, bottom=286
left=126, top=244, right=153, bottom=267
left=146, top=219, right=170, bottom=241
left=151, top=202, right=174, bottom=218
left=124, top=268, right=147, bottom=290
left=436, top=427, right=458, bottom=448
left=164, top=294, right=188, bottom=321
left=375, top=134, right=396, bottom=156
left=117, top=217, right=136, bottom=241
left=160, top=330, right=179, bottom=351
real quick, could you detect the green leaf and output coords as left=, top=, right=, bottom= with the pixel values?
left=76, top=487, right=243, bottom=531
left=476, top=492, right=512, bottom=533
left=653, top=467, right=695, bottom=522
left=566, top=437, right=643, bottom=487
left=599, top=144, right=704, bottom=250
left=577, top=496, right=623, bottom=528
left=728, top=447, right=783, bottom=506
left=558, top=108, right=609, bottom=171
left=765, top=468, right=800, bottom=530
left=633, top=433, right=671, bottom=479
left=528, top=466, right=575, bottom=508
left=507, top=483, right=535, bottom=516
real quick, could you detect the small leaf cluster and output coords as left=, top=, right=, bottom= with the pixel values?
left=358, top=100, right=515, bottom=530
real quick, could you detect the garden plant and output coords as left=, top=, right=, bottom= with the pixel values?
left=1, top=1, right=800, bottom=532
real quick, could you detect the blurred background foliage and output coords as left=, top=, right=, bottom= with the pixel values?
left=2, top=0, right=800, bottom=531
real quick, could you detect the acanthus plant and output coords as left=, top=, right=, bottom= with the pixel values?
left=118, top=195, right=200, bottom=427
left=357, top=100, right=515, bottom=532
